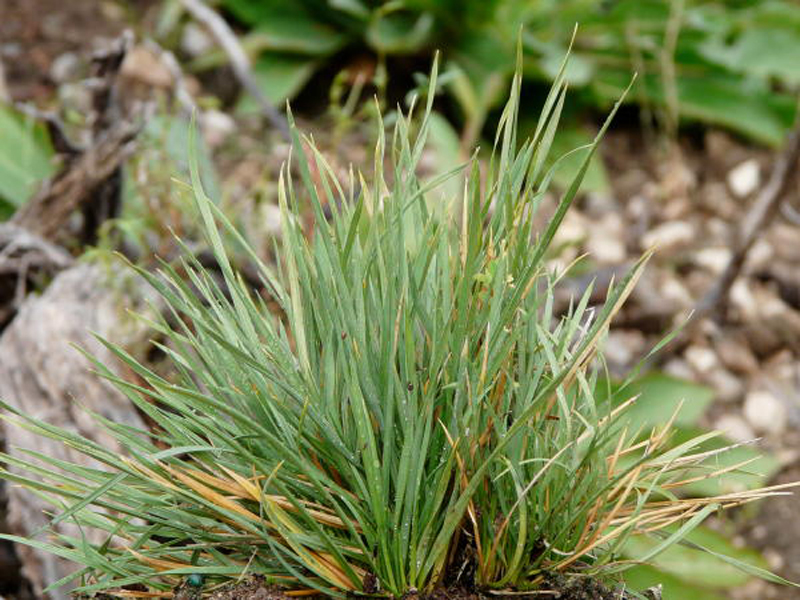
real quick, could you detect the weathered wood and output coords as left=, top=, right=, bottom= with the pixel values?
left=0, top=264, right=148, bottom=599
left=0, top=223, right=74, bottom=327
left=9, top=121, right=139, bottom=242
left=10, top=32, right=142, bottom=244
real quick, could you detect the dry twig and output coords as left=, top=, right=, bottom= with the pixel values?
left=647, top=125, right=800, bottom=364
left=179, top=0, right=291, bottom=141
left=10, top=120, right=140, bottom=240
left=693, top=126, right=800, bottom=322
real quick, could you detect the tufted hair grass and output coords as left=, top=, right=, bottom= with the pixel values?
left=0, top=51, right=794, bottom=598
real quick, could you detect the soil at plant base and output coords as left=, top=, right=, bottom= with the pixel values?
left=173, top=576, right=292, bottom=600
left=161, top=574, right=639, bottom=600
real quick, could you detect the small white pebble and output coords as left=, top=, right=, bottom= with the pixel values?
left=642, top=221, right=695, bottom=253
left=727, top=159, right=761, bottom=198
left=603, top=329, right=645, bottom=369
left=730, top=278, right=758, bottom=320
left=201, top=109, right=236, bottom=149
left=50, top=52, right=81, bottom=83
left=744, top=238, right=774, bottom=271
left=586, top=213, right=626, bottom=264
left=763, top=548, right=785, bottom=571
left=261, top=203, right=283, bottom=237
left=694, top=247, right=731, bottom=275
left=553, top=210, right=587, bottom=245
left=708, top=368, right=744, bottom=403
left=743, top=389, right=787, bottom=435
left=714, top=414, right=755, bottom=443
left=181, top=22, right=214, bottom=57
left=684, top=345, right=718, bottom=375
left=659, top=277, right=693, bottom=308
left=663, top=358, right=695, bottom=381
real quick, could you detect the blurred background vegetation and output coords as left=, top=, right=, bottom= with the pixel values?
left=194, top=0, right=800, bottom=144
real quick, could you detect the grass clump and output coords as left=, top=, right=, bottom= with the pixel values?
left=0, top=56, right=791, bottom=598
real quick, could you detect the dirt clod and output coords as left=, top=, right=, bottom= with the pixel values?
left=175, top=576, right=293, bottom=600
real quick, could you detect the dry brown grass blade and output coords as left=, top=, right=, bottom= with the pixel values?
left=213, top=464, right=355, bottom=531
left=262, top=497, right=361, bottom=590
left=658, top=456, right=761, bottom=490
left=131, top=458, right=358, bottom=536
left=102, top=591, right=174, bottom=599
left=163, top=463, right=264, bottom=529
left=573, top=429, right=630, bottom=552
left=121, top=458, right=180, bottom=492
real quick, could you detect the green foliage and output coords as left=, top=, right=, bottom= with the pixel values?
left=0, top=105, right=57, bottom=219
left=624, top=524, right=767, bottom=589
left=622, top=522, right=772, bottom=599
left=202, top=0, right=800, bottom=145
left=601, top=372, right=715, bottom=431
left=0, top=58, right=792, bottom=598
left=598, top=372, right=781, bottom=495
left=597, top=371, right=783, bottom=590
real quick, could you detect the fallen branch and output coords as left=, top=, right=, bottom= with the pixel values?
left=10, top=32, right=144, bottom=243
left=0, top=225, right=73, bottom=278
left=10, top=120, right=140, bottom=241
left=0, top=224, right=74, bottom=325
left=180, top=0, right=291, bottom=142
left=141, top=39, right=198, bottom=116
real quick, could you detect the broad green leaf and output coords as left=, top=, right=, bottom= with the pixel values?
left=523, top=35, right=595, bottom=86
left=238, top=53, right=318, bottom=106
left=424, top=111, right=462, bottom=206
left=222, top=1, right=348, bottom=55
left=538, top=48, right=594, bottom=86
left=329, top=0, right=370, bottom=19
left=623, top=564, right=727, bottom=600
left=598, top=372, right=715, bottom=432
left=447, top=34, right=513, bottom=142
left=623, top=525, right=768, bottom=589
left=250, top=20, right=348, bottom=57
left=547, top=122, right=610, bottom=195
left=0, top=105, right=57, bottom=209
left=676, top=76, right=795, bottom=146
left=591, top=57, right=795, bottom=147
left=700, top=28, right=800, bottom=85
left=365, top=11, right=434, bottom=54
